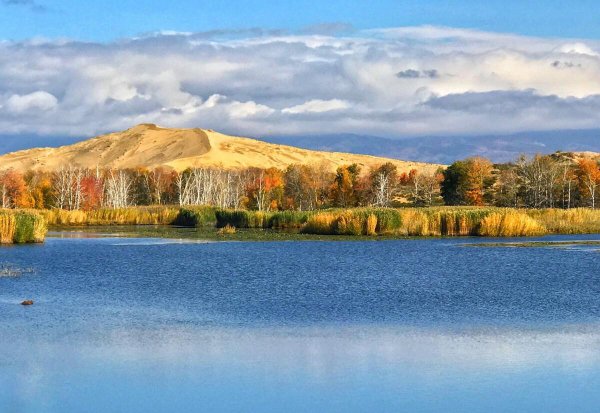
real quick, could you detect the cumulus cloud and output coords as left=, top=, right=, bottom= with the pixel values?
left=4, top=91, right=57, bottom=113
left=282, top=99, right=350, bottom=114
left=557, top=42, right=599, bottom=56
left=1, top=26, right=600, bottom=138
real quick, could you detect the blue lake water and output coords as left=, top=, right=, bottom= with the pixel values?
left=1, top=232, right=600, bottom=412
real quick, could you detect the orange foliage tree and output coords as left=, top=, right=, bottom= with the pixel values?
left=576, top=158, right=600, bottom=208
left=0, top=169, right=34, bottom=208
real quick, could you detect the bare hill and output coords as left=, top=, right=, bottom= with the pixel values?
left=0, top=124, right=443, bottom=174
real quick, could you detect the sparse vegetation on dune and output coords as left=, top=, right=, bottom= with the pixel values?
left=0, top=210, right=46, bottom=243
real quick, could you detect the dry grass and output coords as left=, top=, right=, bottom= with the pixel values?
left=42, top=206, right=181, bottom=226
left=217, top=224, right=237, bottom=235
left=0, top=210, right=46, bottom=243
left=7, top=205, right=600, bottom=239
left=527, top=208, right=600, bottom=234
left=301, top=213, right=337, bottom=235
left=300, top=207, right=600, bottom=237
left=479, top=210, right=547, bottom=237
left=0, top=212, right=16, bottom=244
left=365, top=214, right=378, bottom=236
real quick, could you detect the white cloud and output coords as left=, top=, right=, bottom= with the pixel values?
left=282, top=99, right=350, bottom=114
left=557, top=42, right=599, bottom=56
left=1, top=26, right=600, bottom=138
left=4, top=91, right=57, bottom=113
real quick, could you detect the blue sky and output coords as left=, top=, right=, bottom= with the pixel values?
left=2, top=0, right=600, bottom=41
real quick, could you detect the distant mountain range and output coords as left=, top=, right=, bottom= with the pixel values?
left=261, top=130, right=600, bottom=164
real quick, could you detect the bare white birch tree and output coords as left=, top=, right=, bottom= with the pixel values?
left=104, top=170, right=133, bottom=208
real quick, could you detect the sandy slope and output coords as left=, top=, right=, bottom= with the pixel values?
left=0, top=124, right=443, bottom=174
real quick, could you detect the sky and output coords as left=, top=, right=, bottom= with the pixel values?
left=3, top=0, right=600, bottom=41
left=1, top=0, right=600, bottom=142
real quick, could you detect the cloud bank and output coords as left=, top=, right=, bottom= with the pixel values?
left=1, top=26, right=600, bottom=138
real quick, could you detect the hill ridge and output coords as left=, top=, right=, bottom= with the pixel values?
left=0, top=124, right=443, bottom=174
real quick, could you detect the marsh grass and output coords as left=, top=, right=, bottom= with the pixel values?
left=479, top=210, right=547, bottom=237
left=10, top=205, right=600, bottom=238
left=215, top=209, right=314, bottom=229
left=172, top=206, right=217, bottom=227
left=0, top=210, right=46, bottom=243
left=294, top=207, right=598, bottom=237
left=217, top=224, right=237, bottom=235
left=43, top=206, right=183, bottom=226
left=527, top=208, right=600, bottom=234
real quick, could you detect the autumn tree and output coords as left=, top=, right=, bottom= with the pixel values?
left=104, top=169, right=133, bottom=208
left=24, top=171, right=53, bottom=209
left=576, top=158, right=600, bottom=208
left=441, top=161, right=469, bottom=205
left=81, top=171, right=104, bottom=210
left=369, top=163, right=398, bottom=207
left=441, top=158, right=493, bottom=206
left=53, top=166, right=86, bottom=210
left=464, top=157, right=494, bottom=205
left=146, top=167, right=176, bottom=205
left=516, top=154, right=562, bottom=208
left=246, top=167, right=283, bottom=211
left=303, top=163, right=334, bottom=210
left=284, top=164, right=314, bottom=210
left=398, top=169, right=442, bottom=206
left=0, top=169, right=33, bottom=208
left=493, top=166, right=520, bottom=207
left=330, top=164, right=361, bottom=207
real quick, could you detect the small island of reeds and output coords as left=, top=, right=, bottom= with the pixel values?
left=0, top=210, right=47, bottom=244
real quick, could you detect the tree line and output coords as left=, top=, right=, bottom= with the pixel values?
left=0, top=151, right=599, bottom=210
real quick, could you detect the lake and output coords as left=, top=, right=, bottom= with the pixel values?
left=1, top=230, right=600, bottom=412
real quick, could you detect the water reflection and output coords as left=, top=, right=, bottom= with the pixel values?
left=3, top=326, right=600, bottom=412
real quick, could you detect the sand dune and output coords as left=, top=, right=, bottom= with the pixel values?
left=0, top=124, right=443, bottom=174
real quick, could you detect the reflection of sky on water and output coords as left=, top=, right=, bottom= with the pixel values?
left=51, top=326, right=600, bottom=371
left=3, top=326, right=600, bottom=412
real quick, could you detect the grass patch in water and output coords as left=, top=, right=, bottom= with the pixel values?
left=0, top=210, right=46, bottom=244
